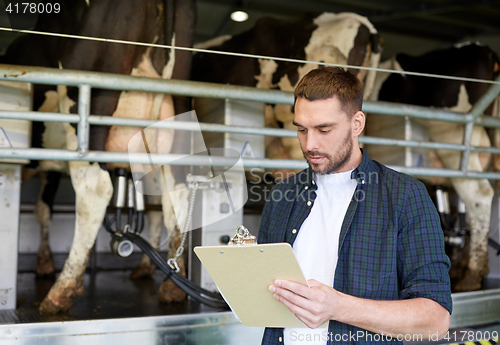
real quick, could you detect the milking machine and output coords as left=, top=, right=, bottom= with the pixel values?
left=435, top=185, right=500, bottom=254
left=106, top=168, right=143, bottom=258
left=435, top=185, right=467, bottom=248
left=102, top=168, right=228, bottom=309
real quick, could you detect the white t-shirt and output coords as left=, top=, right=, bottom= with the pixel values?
left=284, top=170, right=357, bottom=345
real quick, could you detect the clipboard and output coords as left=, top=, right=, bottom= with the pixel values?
left=194, top=243, right=311, bottom=328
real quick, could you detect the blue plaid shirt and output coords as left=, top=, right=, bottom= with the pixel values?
left=258, top=149, right=452, bottom=345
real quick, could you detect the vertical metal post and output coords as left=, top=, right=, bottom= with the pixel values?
left=404, top=116, right=412, bottom=167
left=459, top=119, right=474, bottom=172
left=0, top=164, right=21, bottom=310
left=460, top=74, right=500, bottom=172
left=496, top=95, right=500, bottom=278
left=78, top=84, right=91, bottom=155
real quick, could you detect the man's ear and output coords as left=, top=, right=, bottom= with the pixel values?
left=352, top=111, right=365, bottom=136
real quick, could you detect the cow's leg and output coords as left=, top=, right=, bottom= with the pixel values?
left=454, top=128, right=494, bottom=292
left=34, top=171, right=62, bottom=277
left=40, top=161, right=112, bottom=312
left=130, top=195, right=162, bottom=279
left=40, top=126, right=113, bottom=313
left=430, top=120, right=494, bottom=291
left=34, top=173, right=53, bottom=276
left=452, top=178, right=493, bottom=291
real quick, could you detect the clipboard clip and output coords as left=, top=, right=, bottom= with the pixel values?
left=228, top=225, right=256, bottom=245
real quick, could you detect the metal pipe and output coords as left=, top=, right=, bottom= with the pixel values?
left=77, top=84, right=91, bottom=154
left=88, top=115, right=299, bottom=138
left=0, top=110, right=80, bottom=122
left=127, top=178, right=135, bottom=209
left=0, top=147, right=307, bottom=169
left=4, top=107, right=500, bottom=131
left=386, top=166, right=500, bottom=180
left=359, top=136, right=466, bottom=152
left=134, top=179, right=145, bottom=212
left=2, top=147, right=500, bottom=179
left=0, top=64, right=293, bottom=105
left=458, top=198, right=466, bottom=214
left=115, top=175, right=127, bottom=208
left=362, top=100, right=471, bottom=124
left=459, top=122, right=474, bottom=172
left=435, top=188, right=445, bottom=213
left=2, top=64, right=500, bottom=127
left=474, top=115, right=500, bottom=128
left=362, top=137, right=500, bottom=154
left=470, top=74, right=500, bottom=120
left=460, top=74, right=500, bottom=172
left=0, top=109, right=298, bottom=137
left=4, top=109, right=500, bottom=153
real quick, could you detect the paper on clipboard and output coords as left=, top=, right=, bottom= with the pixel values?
left=194, top=243, right=313, bottom=328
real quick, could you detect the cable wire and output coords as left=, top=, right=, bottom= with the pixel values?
left=122, top=232, right=228, bottom=308
left=102, top=207, right=227, bottom=308
left=1, top=26, right=499, bottom=85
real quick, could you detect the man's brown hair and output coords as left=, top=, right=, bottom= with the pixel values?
left=294, top=67, right=364, bottom=118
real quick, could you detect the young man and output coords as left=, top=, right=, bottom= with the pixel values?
left=258, top=67, right=452, bottom=345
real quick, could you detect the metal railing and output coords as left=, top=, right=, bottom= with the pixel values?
left=0, top=63, right=500, bottom=179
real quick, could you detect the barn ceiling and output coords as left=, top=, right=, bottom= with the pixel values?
left=0, top=0, right=498, bottom=62
left=196, top=0, right=500, bottom=60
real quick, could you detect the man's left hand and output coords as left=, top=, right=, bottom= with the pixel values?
left=269, top=279, right=343, bottom=328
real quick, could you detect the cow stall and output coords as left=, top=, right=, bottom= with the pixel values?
left=0, top=64, right=500, bottom=344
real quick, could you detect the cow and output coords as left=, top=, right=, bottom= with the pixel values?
left=1, top=0, right=196, bottom=312
left=191, top=12, right=382, bottom=180
left=366, top=43, right=500, bottom=291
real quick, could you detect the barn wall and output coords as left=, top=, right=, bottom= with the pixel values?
left=379, top=31, right=446, bottom=60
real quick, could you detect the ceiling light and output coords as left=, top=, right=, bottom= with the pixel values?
left=230, top=10, right=248, bottom=22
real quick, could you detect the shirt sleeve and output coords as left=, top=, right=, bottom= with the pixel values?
left=397, top=179, right=453, bottom=314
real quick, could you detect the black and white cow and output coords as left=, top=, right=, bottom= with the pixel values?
left=367, top=43, right=500, bottom=291
left=1, top=0, right=196, bottom=312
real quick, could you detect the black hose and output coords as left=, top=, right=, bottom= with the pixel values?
left=127, top=233, right=222, bottom=298
left=121, top=232, right=228, bottom=309
left=103, top=213, right=116, bottom=234
left=461, top=229, right=500, bottom=256
left=136, top=211, right=144, bottom=233
left=102, top=207, right=227, bottom=308
left=116, top=208, right=123, bottom=231
left=128, top=208, right=134, bottom=230
left=488, top=237, right=500, bottom=256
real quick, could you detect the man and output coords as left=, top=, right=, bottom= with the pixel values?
left=257, top=67, right=452, bottom=345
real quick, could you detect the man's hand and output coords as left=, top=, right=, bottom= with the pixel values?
left=270, top=279, right=450, bottom=339
left=269, top=279, right=343, bottom=328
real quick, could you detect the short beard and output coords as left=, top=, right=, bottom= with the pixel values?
left=304, top=129, right=353, bottom=175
